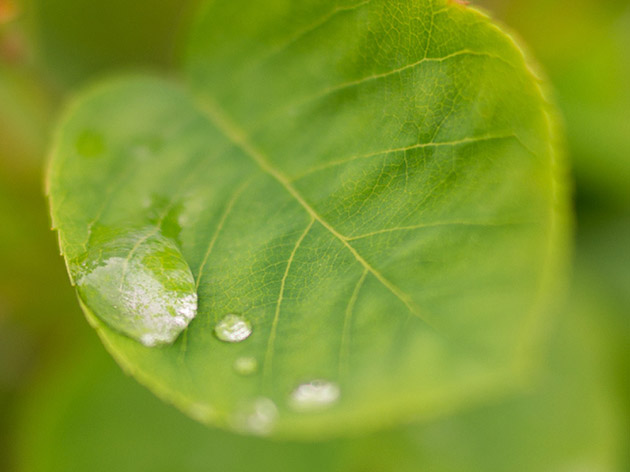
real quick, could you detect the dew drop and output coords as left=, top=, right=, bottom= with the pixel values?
left=289, top=379, right=340, bottom=411
left=231, top=397, right=277, bottom=436
left=76, top=129, right=105, bottom=157
left=75, top=228, right=197, bottom=347
left=214, top=314, right=252, bottom=343
left=233, top=356, right=258, bottom=376
left=184, top=403, right=216, bottom=423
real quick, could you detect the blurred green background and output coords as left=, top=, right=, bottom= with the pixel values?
left=0, top=0, right=628, bottom=470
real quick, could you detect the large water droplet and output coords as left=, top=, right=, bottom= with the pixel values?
left=232, top=397, right=277, bottom=436
left=214, top=314, right=252, bottom=343
left=289, top=379, right=340, bottom=411
left=233, top=356, right=258, bottom=376
left=75, top=228, right=197, bottom=347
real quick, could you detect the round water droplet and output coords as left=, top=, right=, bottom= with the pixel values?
left=231, top=397, right=277, bottom=436
left=214, top=314, right=252, bottom=343
left=289, top=379, right=340, bottom=411
left=233, top=356, right=258, bottom=376
left=75, top=228, right=197, bottom=347
left=76, top=129, right=105, bottom=157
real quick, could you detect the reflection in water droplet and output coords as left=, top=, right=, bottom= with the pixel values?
left=289, top=380, right=340, bottom=411
left=233, top=356, right=258, bottom=376
left=76, top=130, right=105, bottom=157
left=214, top=314, right=252, bottom=343
left=232, top=397, right=277, bottom=436
left=75, top=228, right=197, bottom=347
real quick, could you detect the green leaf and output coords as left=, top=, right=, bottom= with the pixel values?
left=47, top=0, right=569, bottom=438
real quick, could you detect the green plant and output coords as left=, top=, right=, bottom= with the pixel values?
left=46, top=0, right=570, bottom=440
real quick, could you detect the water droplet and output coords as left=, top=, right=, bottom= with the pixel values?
left=289, top=379, right=340, bottom=411
left=184, top=403, right=216, bottom=423
left=75, top=228, right=197, bottom=347
left=214, top=314, right=252, bottom=343
left=231, top=397, right=277, bottom=436
left=233, top=356, right=258, bottom=376
left=178, top=213, right=190, bottom=227
left=76, top=130, right=105, bottom=157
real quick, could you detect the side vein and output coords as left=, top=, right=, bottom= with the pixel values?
left=283, top=49, right=513, bottom=111
left=289, top=133, right=516, bottom=181
left=263, top=218, right=315, bottom=388
left=198, top=97, right=431, bottom=327
left=250, top=0, right=372, bottom=68
left=338, top=269, right=368, bottom=379
left=196, top=178, right=253, bottom=290
left=346, top=220, right=528, bottom=241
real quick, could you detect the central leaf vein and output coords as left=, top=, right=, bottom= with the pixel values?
left=198, top=96, right=432, bottom=328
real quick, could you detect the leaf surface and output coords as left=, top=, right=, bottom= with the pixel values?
left=48, top=0, right=568, bottom=437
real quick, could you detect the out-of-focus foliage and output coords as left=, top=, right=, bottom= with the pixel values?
left=26, top=0, right=199, bottom=88
left=0, top=0, right=629, bottom=470
left=481, top=0, right=630, bottom=206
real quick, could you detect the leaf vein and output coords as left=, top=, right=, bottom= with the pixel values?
left=286, top=49, right=515, bottom=111
left=250, top=0, right=372, bottom=68
left=198, top=97, right=432, bottom=328
left=263, top=218, right=315, bottom=389
left=196, top=178, right=253, bottom=290
left=346, top=220, right=529, bottom=241
left=289, top=133, right=517, bottom=181
left=338, top=269, right=368, bottom=379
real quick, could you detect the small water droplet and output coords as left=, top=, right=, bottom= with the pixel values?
left=289, top=379, right=340, bottom=411
left=214, top=314, right=252, bottom=343
left=233, top=356, right=258, bottom=376
left=76, top=130, right=105, bottom=157
left=178, top=213, right=190, bottom=227
left=184, top=403, right=216, bottom=423
left=75, top=228, right=197, bottom=347
left=232, top=397, right=277, bottom=436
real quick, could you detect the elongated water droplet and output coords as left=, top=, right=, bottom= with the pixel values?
left=289, top=379, right=340, bottom=411
left=214, top=314, right=252, bottom=343
left=233, top=356, right=258, bottom=376
left=75, top=228, right=197, bottom=347
left=232, top=397, right=277, bottom=436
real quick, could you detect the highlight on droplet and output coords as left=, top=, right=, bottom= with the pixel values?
left=214, top=314, right=252, bottom=343
left=289, top=379, right=340, bottom=412
left=231, top=397, right=278, bottom=436
left=233, top=356, right=258, bottom=376
left=75, top=228, right=197, bottom=347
